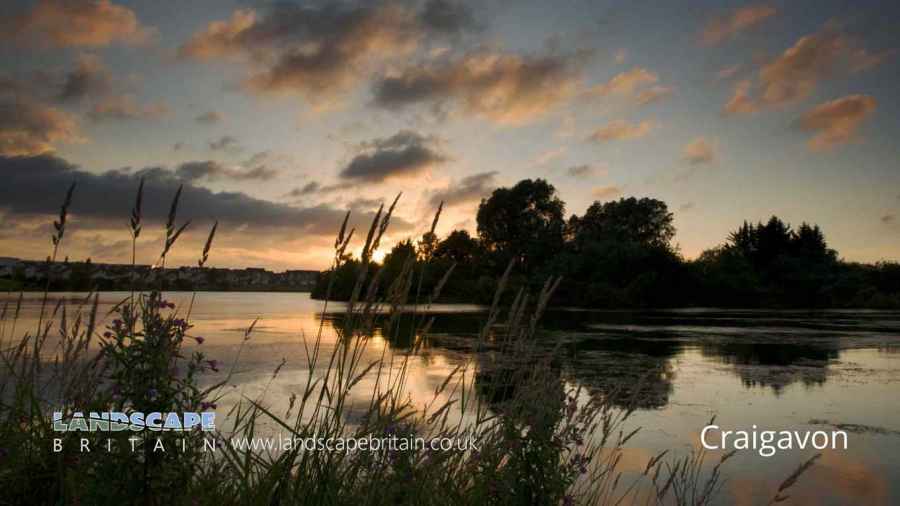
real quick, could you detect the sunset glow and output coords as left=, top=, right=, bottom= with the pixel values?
left=1, top=1, right=898, bottom=270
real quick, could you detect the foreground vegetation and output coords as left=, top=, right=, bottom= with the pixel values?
left=0, top=182, right=817, bottom=505
left=313, top=179, right=900, bottom=308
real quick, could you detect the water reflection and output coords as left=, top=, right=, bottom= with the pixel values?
left=565, top=337, right=680, bottom=409
left=700, top=342, right=839, bottom=393
left=4, top=292, right=900, bottom=504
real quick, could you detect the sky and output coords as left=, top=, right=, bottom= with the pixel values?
left=1, top=0, right=899, bottom=271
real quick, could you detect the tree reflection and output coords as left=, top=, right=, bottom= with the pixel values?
left=700, top=342, right=838, bottom=393
left=565, top=337, right=682, bottom=410
left=474, top=352, right=566, bottom=428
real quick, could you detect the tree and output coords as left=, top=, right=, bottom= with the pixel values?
left=755, top=216, right=792, bottom=267
left=791, top=223, right=833, bottom=261
left=728, top=221, right=756, bottom=258
left=476, top=179, right=565, bottom=272
left=418, top=231, right=439, bottom=260
left=570, top=197, right=675, bottom=249
left=380, top=239, right=417, bottom=288
left=433, top=230, right=480, bottom=264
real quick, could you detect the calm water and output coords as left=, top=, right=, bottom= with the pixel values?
left=3, top=291, right=900, bottom=505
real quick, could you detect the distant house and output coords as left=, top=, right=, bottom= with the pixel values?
left=281, top=270, right=318, bottom=290
left=0, top=257, right=21, bottom=278
left=0, top=257, right=319, bottom=292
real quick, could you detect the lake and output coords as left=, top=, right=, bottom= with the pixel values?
left=3, top=291, right=900, bottom=505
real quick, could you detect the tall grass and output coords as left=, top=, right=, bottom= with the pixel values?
left=0, top=182, right=818, bottom=505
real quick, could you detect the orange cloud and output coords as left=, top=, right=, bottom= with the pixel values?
left=588, top=120, right=655, bottom=142
left=635, top=86, right=673, bottom=105
left=759, top=28, right=847, bottom=105
left=592, top=185, right=622, bottom=199
left=701, top=5, right=777, bottom=46
left=4, top=0, right=153, bottom=48
left=0, top=97, right=82, bottom=156
left=588, top=67, right=655, bottom=96
left=798, top=94, right=876, bottom=151
left=586, top=67, right=671, bottom=107
left=721, top=26, right=892, bottom=114
left=722, top=80, right=758, bottom=115
left=374, top=50, right=588, bottom=125
left=180, top=4, right=439, bottom=105
left=682, top=137, right=716, bottom=165
left=87, top=95, right=169, bottom=122
left=178, top=9, right=257, bottom=60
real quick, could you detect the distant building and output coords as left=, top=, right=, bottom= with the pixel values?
left=0, top=257, right=319, bottom=292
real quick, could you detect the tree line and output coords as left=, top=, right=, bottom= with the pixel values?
left=312, top=178, right=900, bottom=308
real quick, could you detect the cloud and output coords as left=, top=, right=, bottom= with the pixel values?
left=286, top=181, right=355, bottom=199
left=716, top=64, right=743, bottom=81
left=588, top=120, right=654, bottom=142
left=3, top=0, right=153, bottom=48
left=179, top=2, right=463, bottom=105
left=681, top=137, right=716, bottom=165
left=585, top=67, right=670, bottom=107
left=339, top=130, right=447, bottom=183
left=760, top=27, right=891, bottom=107
left=177, top=9, right=257, bottom=60
left=723, top=27, right=892, bottom=112
left=532, top=147, right=566, bottom=166
left=0, top=154, right=411, bottom=240
left=347, top=197, right=386, bottom=212
left=759, top=28, right=846, bottom=105
left=208, top=135, right=241, bottom=152
left=372, top=50, right=589, bottom=125
left=428, top=171, right=498, bottom=208
left=0, top=95, right=82, bottom=156
left=175, top=161, right=278, bottom=182
left=592, top=185, right=622, bottom=199
left=87, top=95, right=169, bottom=122
left=849, top=47, right=896, bottom=73
left=722, top=80, right=758, bottom=115
left=419, top=0, right=477, bottom=35
left=588, top=67, right=657, bottom=97
left=797, top=94, right=876, bottom=151
left=566, top=165, right=591, bottom=178
left=195, top=111, right=223, bottom=124
left=634, top=86, right=672, bottom=105
left=285, top=182, right=322, bottom=198
left=57, top=53, right=112, bottom=103
left=701, top=5, right=777, bottom=46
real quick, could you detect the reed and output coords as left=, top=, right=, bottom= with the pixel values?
left=0, top=181, right=818, bottom=505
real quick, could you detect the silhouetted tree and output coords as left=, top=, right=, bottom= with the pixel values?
left=433, top=230, right=480, bottom=264
left=791, top=223, right=833, bottom=261
left=476, top=179, right=565, bottom=272
left=418, top=231, right=439, bottom=260
left=569, top=197, right=675, bottom=250
left=308, top=179, right=900, bottom=309
left=756, top=216, right=792, bottom=268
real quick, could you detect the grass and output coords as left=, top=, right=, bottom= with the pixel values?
left=0, top=182, right=819, bottom=505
